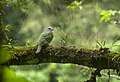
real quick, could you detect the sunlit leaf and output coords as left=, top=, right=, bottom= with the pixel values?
left=96, top=40, right=102, bottom=47
left=5, top=24, right=10, bottom=32
left=67, top=1, right=82, bottom=10
left=101, top=40, right=106, bottom=46
left=100, top=10, right=117, bottom=22
left=1, top=68, right=30, bottom=82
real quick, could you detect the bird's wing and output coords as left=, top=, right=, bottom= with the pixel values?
left=37, top=33, right=48, bottom=46
left=38, top=32, right=53, bottom=46
left=44, top=32, right=53, bottom=43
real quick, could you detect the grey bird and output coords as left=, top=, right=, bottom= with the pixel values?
left=36, top=26, right=54, bottom=54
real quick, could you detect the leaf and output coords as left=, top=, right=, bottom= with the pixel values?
left=0, top=47, right=11, bottom=64
left=5, top=24, right=10, bottom=32
left=1, top=68, right=30, bottom=82
left=96, top=44, right=99, bottom=48
left=101, top=40, right=106, bottom=46
left=100, top=15, right=107, bottom=22
left=96, top=40, right=102, bottom=47
left=67, top=1, right=82, bottom=10
left=22, top=6, right=28, bottom=11
left=99, top=10, right=117, bottom=22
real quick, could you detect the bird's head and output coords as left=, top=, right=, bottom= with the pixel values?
left=45, top=26, right=54, bottom=32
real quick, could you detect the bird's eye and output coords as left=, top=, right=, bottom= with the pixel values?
left=47, top=27, right=53, bottom=30
left=48, top=27, right=52, bottom=30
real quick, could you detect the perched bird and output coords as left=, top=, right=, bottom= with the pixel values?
left=36, top=26, right=54, bottom=54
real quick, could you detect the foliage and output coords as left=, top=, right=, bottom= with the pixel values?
left=1, top=0, right=28, bottom=11
left=0, top=1, right=29, bottom=82
left=100, top=9, right=120, bottom=22
left=67, top=1, right=82, bottom=10
left=0, top=47, right=11, bottom=64
left=10, top=64, right=120, bottom=82
left=96, top=40, right=106, bottom=48
left=11, top=64, right=91, bottom=82
left=0, top=0, right=120, bottom=82
left=0, top=67, right=29, bottom=82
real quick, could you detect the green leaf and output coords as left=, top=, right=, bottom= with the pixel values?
left=100, top=10, right=117, bottom=22
left=101, top=40, right=106, bottom=46
left=1, top=68, right=30, bottom=82
left=5, top=24, right=10, bottom=32
left=96, top=40, right=102, bottom=47
left=67, top=1, right=82, bottom=10
left=0, top=47, right=11, bottom=64
left=22, top=6, right=28, bottom=11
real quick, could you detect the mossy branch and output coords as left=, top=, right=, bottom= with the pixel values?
left=0, top=45, right=120, bottom=70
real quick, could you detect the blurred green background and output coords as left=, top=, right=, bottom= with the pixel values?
left=2, top=0, right=120, bottom=82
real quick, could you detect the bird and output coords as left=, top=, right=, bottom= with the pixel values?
left=36, top=26, right=54, bottom=54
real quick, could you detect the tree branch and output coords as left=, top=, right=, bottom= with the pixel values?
left=0, top=45, right=120, bottom=70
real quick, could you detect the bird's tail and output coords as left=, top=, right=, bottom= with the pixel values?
left=36, top=45, right=42, bottom=54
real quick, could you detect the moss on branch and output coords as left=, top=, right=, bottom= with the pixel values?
left=0, top=45, right=120, bottom=70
